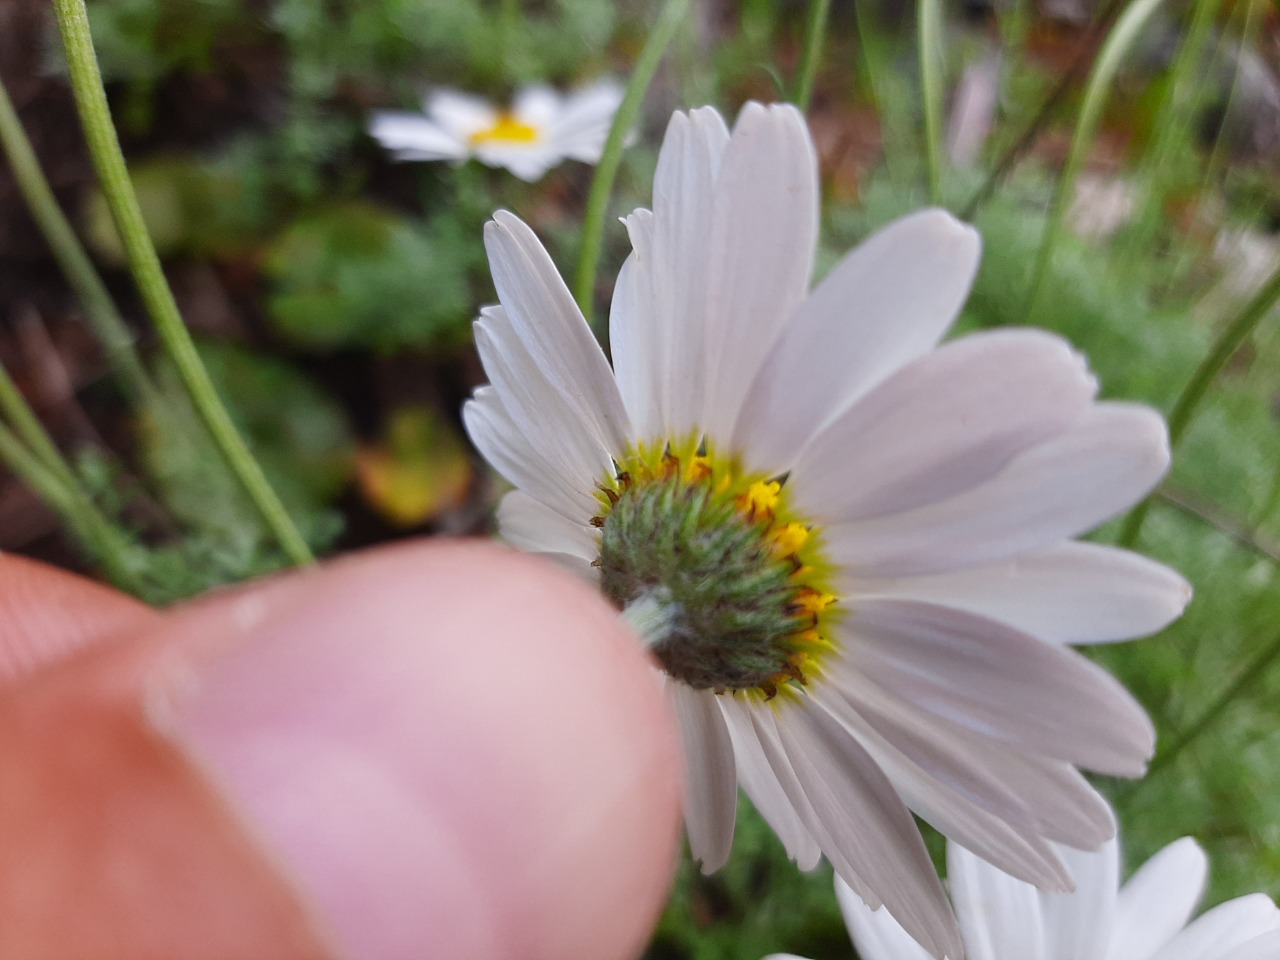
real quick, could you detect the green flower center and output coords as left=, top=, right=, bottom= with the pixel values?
left=593, top=445, right=836, bottom=698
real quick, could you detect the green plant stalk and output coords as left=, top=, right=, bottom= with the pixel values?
left=572, top=0, right=691, bottom=318
left=1149, top=618, right=1280, bottom=775
left=0, top=77, right=159, bottom=411
left=793, top=0, right=831, bottom=112
left=916, top=0, right=945, bottom=204
left=1122, top=0, right=1223, bottom=266
left=961, top=0, right=1127, bottom=219
left=51, top=0, right=314, bottom=566
left=0, top=362, right=79, bottom=488
left=1024, top=0, right=1166, bottom=321
left=0, top=418, right=142, bottom=591
left=1120, top=257, right=1280, bottom=547
left=850, top=2, right=903, bottom=188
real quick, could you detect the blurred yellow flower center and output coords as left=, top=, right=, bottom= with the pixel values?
left=593, top=441, right=839, bottom=700
left=469, top=113, right=541, bottom=146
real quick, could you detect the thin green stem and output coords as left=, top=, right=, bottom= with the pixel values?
left=51, top=0, right=313, bottom=566
left=0, top=362, right=77, bottom=486
left=1120, top=257, right=1280, bottom=547
left=0, top=76, right=158, bottom=410
left=1024, top=0, right=1166, bottom=322
left=1149, top=622, right=1280, bottom=775
left=0, top=418, right=142, bottom=590
left=961, top=0, right=1127, bottom=219
left=917, top=0, right=945, bottom=203
left=572, top=0, right=691, bottom=319
left=851, top=1, right=903, bottom=188
left=793, top=0, right=831, bottom=112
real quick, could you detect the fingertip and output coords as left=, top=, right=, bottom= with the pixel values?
left=165, top=540, right=682, bottom=960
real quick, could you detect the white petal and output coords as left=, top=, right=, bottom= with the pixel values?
left=775, top=698, right=962, bottom=960
left=1108, top=838, right=1208, bottom=960
left=717, top=694, right=823, bottom=870
left=829, top=403, right=1171, bottom=577
left=473, top=313, right=614, bottom=497
left=701, top=102, right=819, bottom=442
left=511, top=83, right=561, bottom=128
left=845, top=541, right=1191, bottom=645
left=367, top=112, right=468, bottom=160
left=494, top=490, right=598, bottom=561
left=1215, top=931, right=1280, bottom=960
left=609, top=209, right=662, bottom=438
left=543, top=79, right=624, bottom=161
left=1154, top=895, right=1280, bottom=960
left=948, top=841, right=1047, bottom=960
left=838, top=877, right=939, bottom=960
left=484, top=211, right=631, bottom=451
left=425, top=88, right=498, bottom=139
left=790, top=329, right=1098, bottom=522
left=1037, top=839, right=1118, bottom=960
left=646, top=107, right=731, bottom=438
left=842, top=599, right=1155, bottom=777
left=667, top=682, right=738, bottom=873
left=812, top=668, right=1108, bottom=889
left=733, top=208, right=980, bottom=472
left=474, top=145, right=561, bottom=181
left=462, top=387, right=599, bottom=522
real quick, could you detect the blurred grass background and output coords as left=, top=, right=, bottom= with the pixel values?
left=1, top=0, right=1279, bottom=956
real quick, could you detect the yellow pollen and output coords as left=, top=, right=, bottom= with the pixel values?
left=740, top=480, right=782, bottom=518
left=793, top=588, right=836, bottom=617
left=469, top=113, right=541, bottom=146
left=771, top=522, right=810, bottom=555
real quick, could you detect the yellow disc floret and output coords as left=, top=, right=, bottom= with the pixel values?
left=469, top=113, right=541, bottom=146
left=593, top=440, right=839, bottom=700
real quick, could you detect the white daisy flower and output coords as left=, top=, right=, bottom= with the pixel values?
left=792, top=827, right=1280, bottom=960
left=368, top=80, right=624, bottom=182
left=462, top=101, right=1191, bottom=958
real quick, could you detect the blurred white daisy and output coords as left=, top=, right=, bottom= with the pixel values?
left=462, top=101, right=1190, bottom=958
left=783, top=826, right=1280, bottom=960
left=368, top=80, right=623, bottom=182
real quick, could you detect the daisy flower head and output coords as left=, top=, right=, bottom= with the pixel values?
left=797, top=824, right=1280, bottom=960
left=462, top=101, right=1191, bottom=958
left=368, top=80, right=623, bottom=182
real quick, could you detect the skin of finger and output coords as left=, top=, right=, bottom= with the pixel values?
left=0, top=594, right=337, bottom=959
left=0, top=553, right=157, bottom=687
left=0, top=540, right=683, bottom=960
left=164, top=540, right=684, bottom=960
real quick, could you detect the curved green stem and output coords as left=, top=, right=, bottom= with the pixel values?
left=572, top=0, right=691, bottom=320
left=1120, top=257, right=1280, bottom=547
left=1024, top=0, right=1166, bottom=322
left=793, top=0, right=831, bottom=112
left=0, top=76, right=159, bottom=411
left=51, top=0, right=313, bottom=566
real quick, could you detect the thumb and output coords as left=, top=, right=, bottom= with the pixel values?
left=0, top=540, right=682, bottom=960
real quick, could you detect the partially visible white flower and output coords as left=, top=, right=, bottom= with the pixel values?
left=369, top=81, right=623, bottom=182
left=779, top=825, right=1280, bottom=960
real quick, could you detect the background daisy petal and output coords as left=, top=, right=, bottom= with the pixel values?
left=368, top=112, right=468, bottom=160
left=948, top=841, right=1048, bottom=960
left=1107, top=837, right=1208, bottom=960
left=838, top=877, right=938, bottom=960
left=1038, top=839, right=1119, bottom=960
